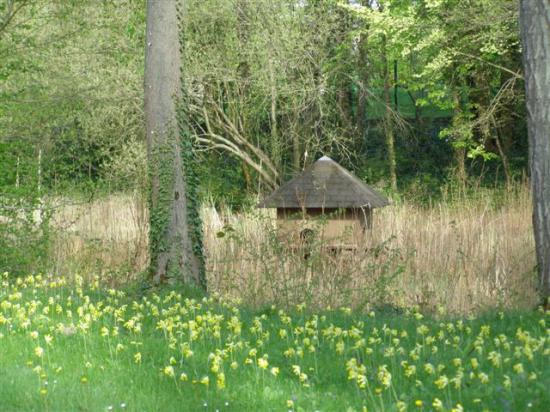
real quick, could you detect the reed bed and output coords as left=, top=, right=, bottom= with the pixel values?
left=51, top=185, right=537, bottom=313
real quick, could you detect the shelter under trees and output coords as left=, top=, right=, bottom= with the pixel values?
left=259, top=156, right=389, bottom=249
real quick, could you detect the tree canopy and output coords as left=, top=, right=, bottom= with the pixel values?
left=1, top=0, right=529, bottom=206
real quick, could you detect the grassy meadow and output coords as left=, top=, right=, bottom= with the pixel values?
left=0, top=185, right=542, bottom=411
left=2, top=1, right=546, bottom=410
left=51, top=184, right=537, bottom=313
left=0, top=273, right=548, bottom=412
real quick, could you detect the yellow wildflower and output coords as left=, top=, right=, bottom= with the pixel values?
left=405, top=365, right=416, bottom=377
left=435, top=375, right=449, bottom=389
left=424, top=363, right=435, bottom=375
left=451, top=404, right=464, bottom=412
left=513, top=363, right=524, bottom=374
left=377, top=365, right=392, bottom=388
left=432, top=398, right=443, bottom=410
left=216, top=372, right=225, bottom=389
left=163, top=366, right=175, bottom=378
left=257, top=357, right=269, bottom=369
left=478, top=372, right=489, bottom=384
left=357, top=374, right=368, bottom=389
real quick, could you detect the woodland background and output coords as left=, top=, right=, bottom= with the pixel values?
left=0, top=0, right=536, bottom=311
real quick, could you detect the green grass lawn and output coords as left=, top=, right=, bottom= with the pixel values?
left=0, top=274, right=548, bottom=412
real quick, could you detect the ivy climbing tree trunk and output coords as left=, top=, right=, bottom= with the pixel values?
left=519, top=0, right=550, bottom=303
left=144, top=0, right=205, bottom=287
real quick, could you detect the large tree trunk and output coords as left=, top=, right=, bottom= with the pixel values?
left=519, top=0, right=550, bottom=302
left=144, top=0, right=204, bottom=287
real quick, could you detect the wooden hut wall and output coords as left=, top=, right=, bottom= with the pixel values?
left=276, top=207, right=372, bottom=247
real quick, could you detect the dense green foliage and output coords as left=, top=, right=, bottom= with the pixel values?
left=1, top=0, right=528, bottom=204
left=181, top=0, right=527, bottom=200
left=0, top=275, right=548, bottom=411
left=0, top=0, right=531, bottom=284
left=1, top=0, right=145, bottom=274
left=1, top=0, right=145, bottom=188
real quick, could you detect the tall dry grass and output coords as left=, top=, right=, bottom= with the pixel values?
left=51, top=185, right=537, bottom=313
left=51, top=195, right=148, bottom=280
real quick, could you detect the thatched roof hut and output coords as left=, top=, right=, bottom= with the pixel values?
left=258, top=156, right=389, bottom=209
left=258, top=156, right=390, bottom=248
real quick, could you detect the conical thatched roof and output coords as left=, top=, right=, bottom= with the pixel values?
left=258, top=156, right=390, bottom=209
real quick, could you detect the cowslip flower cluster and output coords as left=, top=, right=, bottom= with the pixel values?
left=0, top=273, right=548, bottom=411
